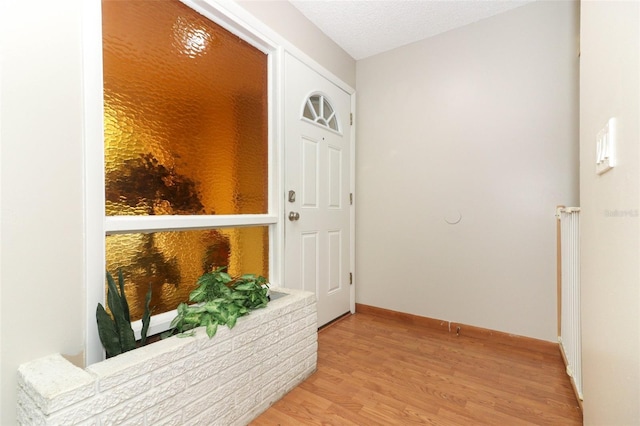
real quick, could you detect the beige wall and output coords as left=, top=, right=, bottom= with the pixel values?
left=235, top=0, right=356, bottom=88
left=0, top=1, right=353, bottom=424
left=580, top=2, right=640, bottom=424
left=6, top=0, right=637, bottom=423
left=355, top=1, right=579, bottom=342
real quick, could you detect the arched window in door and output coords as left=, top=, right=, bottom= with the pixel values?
left=302, top=94, right=341, bottom=133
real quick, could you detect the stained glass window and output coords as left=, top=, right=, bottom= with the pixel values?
left=102, top=0, right=270, bottom=321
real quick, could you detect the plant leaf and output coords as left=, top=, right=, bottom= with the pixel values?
left=230, top=292, right=247, bottom=300
left=184, top=314, right=201, bottom=325
left=189, top=285, right=206, bottom=302
left=205, top=302, right=221, bottom=314
left=177, top=330, right=196, bottom=338
left=206, top=320, right=218, bottom=338
left=117, top=269, right=131, bottom=323
left=105, top=272, right=120, bottom=320
left=96, top=303, right=121, bottom=358
left=233, top=282, right=254, bottom=291
left=166, top=268, right=270, bottom=340
left=227, top=313, right=238, bottom=329
left=106, top=271, right=136, bottom=353
left=170, top=314, right=182, bottom=329
left=218, top=308, right=229, bottom=325
left=140, top=285, right=152, bottom=346
left=177, top=302, right=189, bottom=316
left=160, top=329, right=174, bottom=340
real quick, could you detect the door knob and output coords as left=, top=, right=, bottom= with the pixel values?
left=288, top=211, right=300, bottom=221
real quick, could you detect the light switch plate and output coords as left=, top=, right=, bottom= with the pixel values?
left=596, top=117, right=616, bottom=175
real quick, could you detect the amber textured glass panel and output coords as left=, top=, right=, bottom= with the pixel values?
left=105, top=227, right=269, bottom=321
left=103, top=0, right=268, bottom=216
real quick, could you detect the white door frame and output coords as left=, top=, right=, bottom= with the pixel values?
left=283, top=53, right=354, bottom=324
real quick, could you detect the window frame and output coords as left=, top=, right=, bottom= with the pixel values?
left=83, top=0, right=283, bottom=365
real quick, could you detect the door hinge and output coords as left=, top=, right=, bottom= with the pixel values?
left=350, top=193, right=353, bottom=205
left=350, top=112, right=353, bottom=126
left=349, top=272, right=353, bottom=285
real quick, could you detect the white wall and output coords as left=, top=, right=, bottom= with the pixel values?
left=355, top=1, right=579, bottom=342
left=0, top=1, right=354, bottom=425
left=580, top=2, right=640, bottom=424
left=0, top=0, right=86, bottom=423
left=235, top=0, right=356, bottom=88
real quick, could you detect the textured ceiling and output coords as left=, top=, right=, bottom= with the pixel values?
left=289, top=0, right=536, bottom=60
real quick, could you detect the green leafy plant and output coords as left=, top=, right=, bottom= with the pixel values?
left=166, top=267, right=269, bottom=339
left=96, top=270, right=152, bottom=357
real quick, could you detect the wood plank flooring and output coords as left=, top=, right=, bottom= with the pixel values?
left=251, top=312, right=582, bottom=425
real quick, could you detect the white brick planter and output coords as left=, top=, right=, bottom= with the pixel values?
left=17, top=287, right=317, bottom=426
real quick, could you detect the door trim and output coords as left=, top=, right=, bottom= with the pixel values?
left=349, top=94, right=356, bottom=314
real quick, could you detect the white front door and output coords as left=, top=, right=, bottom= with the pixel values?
left=284, top=53, right=352, bottom=327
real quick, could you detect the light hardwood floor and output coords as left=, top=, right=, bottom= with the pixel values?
left=251, top=311, right=582, bottom=425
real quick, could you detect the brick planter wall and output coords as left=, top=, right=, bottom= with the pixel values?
left=17, top=287, right=317, bottom=426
